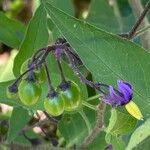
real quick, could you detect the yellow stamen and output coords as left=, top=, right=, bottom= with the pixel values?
left=125, top=101, right=143, bottom=120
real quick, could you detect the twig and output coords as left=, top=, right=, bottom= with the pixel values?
left=80, top=101, right=106, bottom=149
left=44, top=62, right=54, bottom=92
left=129, top=0, right=150, bottom=50
left=57, top=60, right=66, bottom=82
left=135, top=25, right=150, bottom=37
left=127, top=0, right=150, bottom=40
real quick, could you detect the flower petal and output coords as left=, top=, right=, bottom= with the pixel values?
left=117, top=80, right=133, bottom=101
left=102, top=86, right=125, bottom=107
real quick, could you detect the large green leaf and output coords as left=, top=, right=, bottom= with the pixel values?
left=0, top=12, right=25, bottom=49
left=45, top=3, right=150, bottom=118
left=126, top=118, right=150, bottom=150
left=13, top=4, right=49, bottom=76
left=7, top=106, right=32, bottom=142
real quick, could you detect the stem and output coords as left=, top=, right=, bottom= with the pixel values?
left=32, top=48, right=46, bottom=62
left=135, top=25, right=150, bottom=37
left=127, top=0, right=150, bottom=39
left=80, top=101, right=106, bottom=149
left=78, top=109, right=92, bottom=135
left=82, top=101, right=97, bottom=111
left=65, top=48, right=108, bottom=94
left=57, top=60, right=66, bottom=82
left=12, top=67, right=35, bottom=85
left=86, top=94, right=102, bottom=101
left=44, top=62, right=54, bottom=92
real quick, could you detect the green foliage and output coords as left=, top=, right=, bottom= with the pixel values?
left=0, top=12, right=25, bottom=49
left=7, top=106, right=32, bottom=142
left=126, top=118, right=150, bottom=150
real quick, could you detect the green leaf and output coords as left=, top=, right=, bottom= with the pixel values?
left=45, top=3, right=150, bottom=118
left=13, top=4, right=49, bottom=76
left=111, top=135, right=126, bottom=150
left=106, top=109, right=137, bottom=135
left=7, top=106, right=31, bottom=142
left=58, top=107, right=96, bottom=148
left=133, top=136, right=150, bottom=150
left=0, top=12, right=25, bottom=48
left=126, top=118, right=150, bottom=150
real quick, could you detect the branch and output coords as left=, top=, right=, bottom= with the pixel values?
left=80, top=101, right=106, bottom=149
left=128, top=0, right=150, bottom=49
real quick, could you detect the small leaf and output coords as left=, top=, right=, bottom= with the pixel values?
left=7, top=106, right=32, bottom=142
left=126, top=118, right=150, bottom=150
left=106, top=109, right=137, bottom=135
left=0, top=12, right=25, bottom=48
left=13, top=4, right=49, bottom=76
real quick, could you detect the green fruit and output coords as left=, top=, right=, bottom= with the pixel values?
left=18, top=80, right=41, bottom=106
left=60, top=81, right=81, bottom=112
left=44, top=95, right=64, bottom=116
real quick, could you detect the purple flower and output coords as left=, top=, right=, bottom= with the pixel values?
left=102, top=80, right=133, bottom=107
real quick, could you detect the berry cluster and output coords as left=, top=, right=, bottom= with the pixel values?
left=6, top=38, right=89, bottom=116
